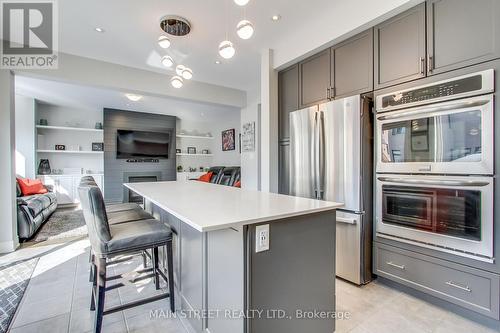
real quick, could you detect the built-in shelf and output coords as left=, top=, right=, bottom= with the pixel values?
left=37, top=173, right=104, bottom=177
left=176, top=153, right=213, bottom=157
left=36, top=125, right=103, bottom=133
left=176, top=134, right=214, bottom=140
left=37, top=149, right=104, bottom=154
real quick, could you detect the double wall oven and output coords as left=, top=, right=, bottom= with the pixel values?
left=375, top=70, right=495, bottom=262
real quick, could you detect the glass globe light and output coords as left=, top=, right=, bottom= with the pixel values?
left=218, top=40, right=235, bottom=59
left=171, top=76, right=183, bottom=88
left=236, top=20, right=254, bottom=39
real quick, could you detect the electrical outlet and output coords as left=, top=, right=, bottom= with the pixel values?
left=255, top=224, right=270, bottom=253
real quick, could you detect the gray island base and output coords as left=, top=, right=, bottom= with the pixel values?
left=125, top=181, right=341, bottom=333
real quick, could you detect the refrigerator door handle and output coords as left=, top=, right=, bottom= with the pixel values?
left=318, top=111, right=325, bottom=200
left=313, top=111, right=319, bottom=199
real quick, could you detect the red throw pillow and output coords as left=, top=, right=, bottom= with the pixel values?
left=234, top=180, right=241, bottom=188
left=17, top=178, right=48, bottom=196
left=198, top=172, right=213, bottom=183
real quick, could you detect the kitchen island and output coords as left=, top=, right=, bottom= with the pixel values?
left=124, top=181, right=342, bottom=333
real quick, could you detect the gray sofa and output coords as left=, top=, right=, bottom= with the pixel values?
left=16, top=181, right=57, bottom=240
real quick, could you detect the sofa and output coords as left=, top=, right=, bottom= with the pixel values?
left=16, top=181, right=57, bottom=240
left=206, top=166, right=240, bottom=187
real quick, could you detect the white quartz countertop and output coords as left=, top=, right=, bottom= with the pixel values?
left=124, top=181, right=343, bottom=232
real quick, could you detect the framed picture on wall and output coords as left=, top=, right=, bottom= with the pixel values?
left=222, top=128, right=236, bottom=151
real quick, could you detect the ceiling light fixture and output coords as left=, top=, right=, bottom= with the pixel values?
left=161, top=55, right=174, bottom=67
left=234, top=0, right=250, bottom=6
left=215, top=60, right=221, bottom=64
left=94, top=27, right=105, bottom=32
left=236, top=19, right=254, bottom=39
left=125, top=93, right=143, bottom=102
left=171, top=76, right=184, bottom=88
left=181, top=67, right=193, bottom=80
left=271, top=14, right=281, bottom=21
left=175, top=65, right=185, bottom=76
left=219, top=40, right=235, bottom=59
left=158, top=35, right=171, bottom=48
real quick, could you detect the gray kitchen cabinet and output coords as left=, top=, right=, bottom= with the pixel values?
left=427, top=0, right=500, bottom=75
left=333, top=29, right=373, bottom=98
left=299, top=49, right=331, bottom=107
left=279, top=65, right=299, bottom=140
left=278, top=142, right=290, bottom=195
left=374, top=242, right=500, bottom=319
left=374, top=3, right=426, bottom=89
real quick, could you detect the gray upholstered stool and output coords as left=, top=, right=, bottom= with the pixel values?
left=79, top=185, right=175, bottom=333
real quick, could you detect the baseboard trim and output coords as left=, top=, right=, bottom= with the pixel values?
left=0, top=240, right=18, bottom=253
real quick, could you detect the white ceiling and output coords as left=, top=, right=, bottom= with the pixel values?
left=57, top=0, right=417, bottom=93
left=15, top=75, right=239, bottom=121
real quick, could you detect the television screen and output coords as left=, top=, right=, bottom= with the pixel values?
left=117, top=129, right=171, bottom=159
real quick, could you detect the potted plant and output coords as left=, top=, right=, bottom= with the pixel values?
left=177, top=165, right=183, bottom=172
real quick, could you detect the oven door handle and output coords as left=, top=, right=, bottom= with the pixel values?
left=376, top=99, right=490, bottom=121
left=377, top=177, right=490, bottom=187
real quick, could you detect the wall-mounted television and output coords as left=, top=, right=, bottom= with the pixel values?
left=116, top=129, right=171, bottom=159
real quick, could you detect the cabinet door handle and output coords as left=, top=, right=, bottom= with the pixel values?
left=427, top=54, right=433, bottom=73
left=326, top=87, right=330, bottom=100
left=446, top=281, right=471, bottom=292
left=419, top=57, right=425, bottom=75
left=386, top=261, right=405, bottom=270
left=331, top=87, right=335, bottom=99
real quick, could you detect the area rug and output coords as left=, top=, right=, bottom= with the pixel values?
left=32, top=208, right=88, bottom=242
left=0, top=257, right=39, bottom=332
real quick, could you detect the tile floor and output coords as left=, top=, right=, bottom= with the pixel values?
left=2, top=237, right=499, bottom=333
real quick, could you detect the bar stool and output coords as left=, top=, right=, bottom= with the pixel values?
left=79, top=185, right=175, bottom=333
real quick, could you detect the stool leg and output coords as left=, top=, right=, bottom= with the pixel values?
left=89, top=252, right=95, bottom=282
left=94, top=257, right=106, bottom=333
left=90, top=260, right=97, bottom=311
left=153, top=247, right=160, bottom=290
left=166, top=240, right=175, bottom=312
left=142, top=250, right=147, bottom=269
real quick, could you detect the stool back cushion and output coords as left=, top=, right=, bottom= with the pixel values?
left=78, top=185, right=112, bottom=254
left=81, top=176, right=96, bottom=182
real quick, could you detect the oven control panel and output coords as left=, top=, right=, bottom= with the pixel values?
left=376, top=69, right=494, bottom=112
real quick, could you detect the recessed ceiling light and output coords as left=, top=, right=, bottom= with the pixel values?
left=271, top=15, right=281, bottom=21
left=215, top=60, right=221, bottom=64
left=125, top=93, right=143, bottom=102
left=94, top=27, right=105, bottom=32
left=234, top=0, right=250, bottom=6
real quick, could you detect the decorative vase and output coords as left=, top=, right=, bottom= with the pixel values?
left=38, top=159, right=51, bottom=175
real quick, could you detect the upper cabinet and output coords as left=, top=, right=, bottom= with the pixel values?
left=299, top=49, right=332, bottom=107
left=278, top=64, right=299, bottom=140
left=427, top=0, right=500, bottom=75
left=333, top=29, right=373, bottom=98
left=374, top=3, right=426, bottom=89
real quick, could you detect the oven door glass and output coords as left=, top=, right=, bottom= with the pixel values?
left=381, top=110, right=482, bottom=164
left=382, top=185, right=481, bottom=241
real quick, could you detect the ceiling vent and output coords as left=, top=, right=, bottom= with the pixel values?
left=160, top=15, right=191, bottom=37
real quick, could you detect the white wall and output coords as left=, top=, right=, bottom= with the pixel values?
left=0, top=70, right=18, bottom=252
left=17, top=53, right=246, bottom=108
left=15, top=95, right=36, bottom=178
left=273, top=0, right=422, bottom=69
left=176, top=110, right=241, bottom=171
left=240, top=87, right=261, bottom=190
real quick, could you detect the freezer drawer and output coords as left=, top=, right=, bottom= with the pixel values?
left=374, top=242, right=500, bottom=319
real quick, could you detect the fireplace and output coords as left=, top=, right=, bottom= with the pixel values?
left=123, top=172, right=162, bottom=203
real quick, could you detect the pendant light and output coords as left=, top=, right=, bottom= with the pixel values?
left=234, top=0, right=249, bottom=6
left=158, top=35, right=171, bottom=49
left=181, top=67, right=193, bottom=80
left=219, top=0, right=236, bottom=59
left=219, top=40, right=235, bottom=59
left=176, top=65, right=185, bottom=76
left=236, top=20, right=253, bottom=39
left=171, top=76, right=183, bottom=88
left=161, top=55, right=174, bottom=67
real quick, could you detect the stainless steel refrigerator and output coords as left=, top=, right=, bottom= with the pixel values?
left=289, top=95, right=373, bottom=285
